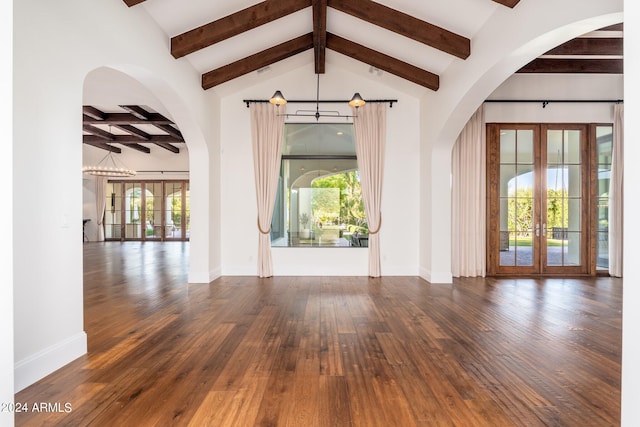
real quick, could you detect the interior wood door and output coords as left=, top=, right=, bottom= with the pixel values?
left=487, top=124, right=590, bottom=275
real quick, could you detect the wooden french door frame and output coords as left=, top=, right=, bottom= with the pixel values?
left=540, top=124, right=590, bottom=275
left=487, top=123, right=591, bottom=276
left=487, top=124, right=540, bottom=275
left=105, top=180, right=189, bottom=242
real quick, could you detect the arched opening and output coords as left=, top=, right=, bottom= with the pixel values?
left=420, top=8, right=623, bottom=282
left=80, top=65, right=204, bottom=356
left=82, top=65, right=213, bottom=283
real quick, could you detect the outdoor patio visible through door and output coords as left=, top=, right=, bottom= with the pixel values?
left=487, top=123, right=591, bottom=275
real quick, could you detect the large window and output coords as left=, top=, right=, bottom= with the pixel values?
left=271, top=123, right=368, bottom=247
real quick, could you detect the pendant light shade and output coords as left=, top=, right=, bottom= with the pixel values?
left=348, top=92, right=366, bottom=108
left=269, top=90, right=287, bottom=106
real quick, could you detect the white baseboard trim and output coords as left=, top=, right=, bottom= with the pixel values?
left=209, top=267, right=222, bottom=282
left=419, top=267, right=453, bottom=284
left=14, top=331, right=87, bottom=393
left=188, top=267, right=221, bottom=284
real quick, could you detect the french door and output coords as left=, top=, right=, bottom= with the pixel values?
left=487, top=124, right=589, bottom=275
left=104, top=180, right=190, bottom=241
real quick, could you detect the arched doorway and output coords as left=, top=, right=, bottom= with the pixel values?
left=83, top=65, right=213, bottom=283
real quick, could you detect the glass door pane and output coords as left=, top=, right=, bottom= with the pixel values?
left=596, top=125, right=613, bottom=270
left=124, top=182, right=143, bottom=239
left=105, top=182, right=122, bottom=239
left=543, top=127, right=587, bottom=272
left=185, top=182, right=190, bottom=239
left=164, top=182, right=183, bottom=239
left=146, top=182, right=163, bottom=240
left=499, top=129, right=535, bottom=267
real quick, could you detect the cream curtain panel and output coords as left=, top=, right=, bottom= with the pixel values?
left=250, top=103, right=285, bottom=278
left=609, top=104, right=624, bottom=277
left=95, top=176, right=107, bottom=242
left=451, top=106, right=486, bottom=277
left=352, top=103, right=386, bottom=277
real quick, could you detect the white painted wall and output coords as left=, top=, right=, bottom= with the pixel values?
left=419, top=0, right=623, bottom=283
left=2, top=2, right=14, bottom=424
left=13, top=0, right=219, bottom=391
left=219, top=62, right=421, bottom=276
left=622, top=1, right=640, bottom=424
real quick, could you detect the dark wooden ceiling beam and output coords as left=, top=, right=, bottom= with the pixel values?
left=153, top=124, right=183, bottom=141
left=83, top=105, right=182, bottom=154
left=114, top=124, right=151, bottom=140
left=491, top=0, right=520, bottom=7
left=83, top=124, right=114, bottom=140
left=83, top=139, right=121, bottom=153
left=327, top=0, right=470, bottom=59
left=118, top=106, right=183, bottom=144
left=202, top=33, right=314, bottom=89
left=84, top=113, right=174, bottom=126
left=518, top=58, right=623, bottom=74
left=544, top=38, right=622, bottom=56
left=120, top=143, right=151, bottom=154
left=599, top=23, right=623, bottom=31
left=171, top=0, right=312, bottom=59
left=119, top=105, right=151, bottom=120
left=312, top=0, right=327, bottom=74
left=153, top=142, right=181, bottom=154
left=123, top=0, right=145, bottom=6
left=85, top=135, right=184, bottom=144
left=326, top=32, right=439, bottom=90
left=82, top=106, right=106, bottom=120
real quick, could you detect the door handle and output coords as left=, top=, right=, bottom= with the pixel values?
left=542, top=223, right=547, bottom=236
left=535, top=223, right=540, bottom=237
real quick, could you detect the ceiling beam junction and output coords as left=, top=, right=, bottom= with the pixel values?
left=84, top=140, right=121, bottom=153
left=83, top=106, right=106, bottom=120
left=83, top=124, right=114, bottom=140
left=83, top=106, right=182, bottom=153
left=312, top=0, right=327, bottom=74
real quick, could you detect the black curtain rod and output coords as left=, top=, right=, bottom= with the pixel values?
left=243, top=99, right=397, bottom=108
left=485, top=99, right=623, bottom=108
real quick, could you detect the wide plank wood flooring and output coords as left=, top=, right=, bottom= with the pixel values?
left=16, top=242, right=621, bottom=426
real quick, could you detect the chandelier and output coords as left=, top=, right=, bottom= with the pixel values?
left=82, top=151, right=136, bottom=177
left=267, top=74, right=365, bottom=120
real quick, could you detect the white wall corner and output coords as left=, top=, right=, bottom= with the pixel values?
left=419, top=267, right=453, bottom=284
left=188, top=267, right=221, bottom=284
left=14, top=332, right=87, bottom=393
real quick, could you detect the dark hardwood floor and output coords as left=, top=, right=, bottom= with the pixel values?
left=16, top=242, right=621, bottom=426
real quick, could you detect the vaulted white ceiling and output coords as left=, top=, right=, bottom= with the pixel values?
left=142, top=0, right=498, bottom=79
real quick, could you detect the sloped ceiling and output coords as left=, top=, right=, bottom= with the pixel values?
left=126, top=0, right=516, bottom=91
left=121, top=0, right=621, bottom=93
left=85, top=1, right=622, bottom=154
